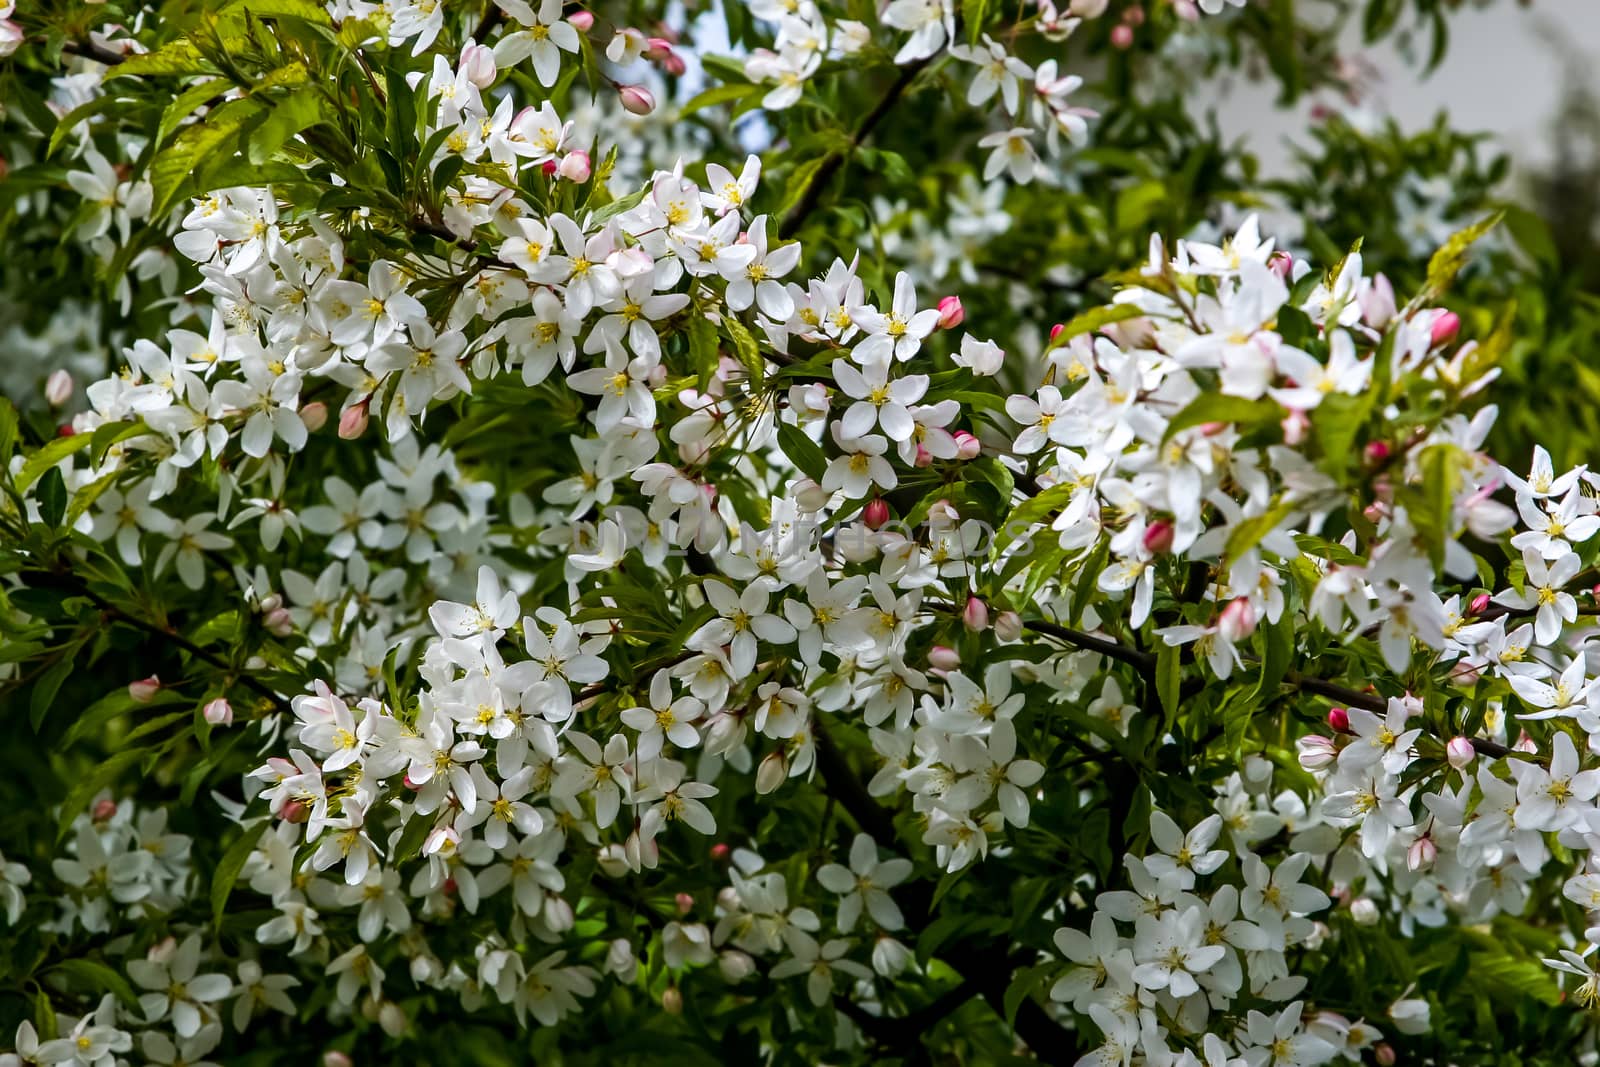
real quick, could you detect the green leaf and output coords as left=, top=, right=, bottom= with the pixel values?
left=157, top=79, right=230, bottom=147
left=47, top=96, right=125, bottom=157
left=962, top=0, right=991, bottom=44
left=64, top=689, right=186, bottom=748
left=220, top=0, right=333, bottom=23
left=1162, top=393, right=1283, bottom=444
left=1156, top=643, right=1181, bottom=726
left=211, top=820, right=269, bottom=928
left=49, top=960, right=139, bottom=1012
left=778, top=154, right=832, bottom=217
left=1422, top=211, right=1504, bottom=302
left=724, top=315, right=764, bottom=389
left=17, top=434, right=94, bottom=492
left=148, top=97, right=265, bottom=219
left=109, top=39, right=215, bottom=80
left=993, top=482, right=1075, bottom=558
left=1002, top=963, right=1050, bottom=1027
left=0, top=398, right=17, bottom=468
left=29, top=652, right=76, bottom=732
left=776, top=422, right=827, bottom=484
left=686, top=312, right=720, bottom=391
left=36, top=468, right=67, bottom=528
left=246, top=86, right=333, bottom=165
left=1223, top=499, right=1295, bottom=563
left=58, top=748, right=146, bottom=835
left=679, top=82, right=761, bottom=117
left=1046, top=303, right=1142, bottom=347
left=90, top=419, right=153, bottom=466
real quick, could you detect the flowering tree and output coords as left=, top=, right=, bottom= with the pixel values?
left=0, top=0, right=1594, bottom=1064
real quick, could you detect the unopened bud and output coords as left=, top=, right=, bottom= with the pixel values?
left=755, top=750, right=788, bottom=794
left=45, top=369, right=73, bottom=408
left=1406, top=835, right=1436, bottom=872
left=129, top=675, right=162, bottom=703
left=963, top=596, right=989, bottom=632
left=569, top=10, right=595, bottom=31
left=557, top=149, right=592, bottom=183
left=1281, top=407, right=1309, bottom=445
left=661, top=986, right=683, bottom=1014
left=643, top=36, right=675, bottom=60
left=1429, top=310, right=1460, bottom=348
left=675, top=892, right=694, bottom=915
left=952, top=430, right=982, bottom=460
left=92, top=797, right=119, bottom=821
left=718, top=949, right=756, bottom=982
left=597, top=843, right=630, bottom=877
left=661, top=51, right=686, bottom=76
left=1296, top=734, right=1337, bottom=771
left=1110, top=23, right=1134, bottom=48
left=607, top=939, right=638, bottom=980
left=1446, top=736, right=1476, bottom=770
left=1468, top=593, right=1490, bottom=616
left=1048, top=322, right=1066, bottom=344
left=322, top=1053, right=353, bottom=1067
left=1363, top=440, right=1390, bottom=466
left=1350, top=897, right=1380, bottom=925
left=1218, top=597, right=1257, bottom=643
left=936, top=295, right=965, bottom=329
left=1142, top=519, right=1175, bottom=555
left=1267, top=250, right=1293, bottom=281
left=300, top=401, right=328, bottom=432
left=709, top=842, right=730, bottom=861
left=618, top=85, right=656, bottom=116
left=264, top=606, right=295, bottom=636
left=1374, top=1045, right=1396, bottom=1067
left=203, top=697, right=233, bottom=727
left=279, top=799, right=310, bottom=824
left=795, top=477, right=830, bottom=511
left=460, top=42, right=497, bottom=88
left=542, top=159, right=559, bottom=177
left=1327, top=707, right=1350, bottom=733
left=378, top=1002, right=407, bottom=1037
left=862, top=498, right=890, bottom=530
left=994, top=610, right=1023, bottom=642
left=929, top=645, right=961, bottom=671
left=927, top=498, right=959, bottom=526
left=1360, top=273, right=1396, bottom=328
left=338, top=402, right=369, bottom=440
left=913, top=443, right=932, bottom=468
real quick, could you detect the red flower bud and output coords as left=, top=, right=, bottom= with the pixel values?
left=1142, top=519, right=1175, bottom=555
left=952, top=430, right=982, bottom=460
left=863, top=498, right=890, bottom=530
left=936, top=295, right=965, bottom=329
left=1429, top=310, right=1460, bottom=348
left=1327, top=707, right=1350, bottom=733
left=963, top=596, right=989, bottom=632
left=1363, top=440, right=1390, bottom=466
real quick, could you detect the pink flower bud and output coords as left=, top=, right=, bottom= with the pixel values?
left=1122, top=4, right=1144, bottom=24
left=755, top=750, right=788, bottom=794
left=542, top=159, right=559, bottom=177
left=952, top=430, right=982, bottom=460
left=460, top=41, right=497, bottom=88
left=322, top=1053, right=353, bottom=1067
left=1406, top=835, right=1436, bottom=872
left=936, top=295, right=965, bottom=329
left=1048, top=322, right=1066, bottom=343
left=45, top=369, right=73, bottom=407
left=643, top=36, right=675, bottom=60
left=1110, top=23, right=1134, bottom=48
left=618, top=84, right=656, bottom=115
left=338, top=402, right=369, bottom=440
left=300, top=401, right=328, bottom=432
left=1218, top=597, right=1256, bottom=643
left=1446, top=736, right=1476, bottom=770
left=1468, top=593, right=1490, bottom=616
left=927, top=498, right=959, bottom=525
left=1281, top=407, right=1309, bottom=446
left=929, top=645, right=961, bottom=671
left=1267, top=250, right=1293, bottom=281
left=280, top=799, right=310, bottom=824
left=709, top=842, right=730, bottom=861
left=1374, top=1045, right=1396, bottom=1067
left=909, top=443, right=931, bottom=468
left=863, top=498, right=890, bottom=530
left=92, top=797, right=119, bottom=821
left=203, top=697, right=233, bottom=727
left=1363, top=440, right=1390, bottom=466
left=264, top=606, right=295, bottom=636
left=661, top=51, right=686, bottom=76
left=1429, top=310, right=1460, bottom=348
left=1327, top=706, right=1350, bottom=733
left=1515, top=731, right=1538, bottom=754
left=1142, top=519, right=1175, bottom=555
left=569, top=10, right=595, bottom=31
left=675, top=892, right=694, bottom=915
left=129, top=675, right=161, bottom=703
left=1296, top=735, right=1337, bottom=771
left=994, top=610, right=1023, bottom=642
left=963, top=596, right=989, bottom=632
left=558, top=149, right=592, bottom=183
